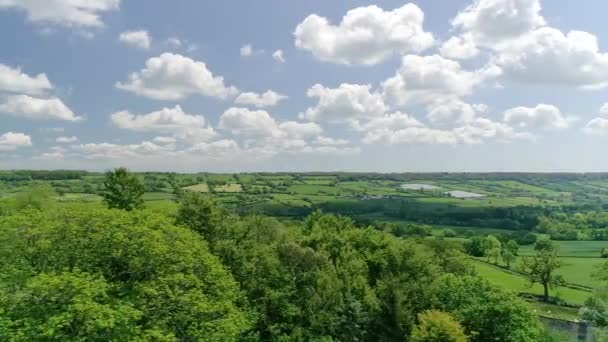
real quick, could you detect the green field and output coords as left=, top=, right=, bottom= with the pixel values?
left=473, top=260, right=591, bottom=305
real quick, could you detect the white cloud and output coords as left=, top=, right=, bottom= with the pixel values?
left=584, top=118, right=608, bottom=136
left=493, top=28, right=608, bottom=88
left=362, top=117, right=529, bottom=145
left=451, top=0, right=545, bottom=46
left=0, top=64, right=53, bottom=95
left=302, top=83, right=386, bottom=123
left=0, top=0, right=120, bottom=28
left=0, top=95, right=82, bottom=121
left=427, top=98, right=487, bottom=126
left=0, top=132, right=32, bottom=151
left=351, top=112, right=422, bottom=132
left=119, top=30, right=151, bottom=49
left=234, top=90, right=287, bottom=108
left=503, top=104, right=569, bottom=129
left=313, top=136, right=350, bottom=146
left=294, top=3, right=434, bottom=65
left=439, top=34, right=479, bottom=60
left=600, top=103, right=608, bottom=116
left=166, top=37, right=182, bottom=48
left=382, top=54, right=495, bottom=106
left=72, top=141, right=177, bottom=159
left=116, top=53, right=238, bottom=100
left=272, top=50, right=285, bottom=63
left=189, top=139, right=241, bottom=156
left=219, top=107, right=282, bottom=139
left=240, top=44, right=253, bottom=57
left=153, top=136, right=177, bottom=144
left=35, top=152, right=64, bottom=160
left=278, top=121, right=322, bottom=139
left=56, top=136, right=78, bottom=143
left=111, top=105, right=216, bottom=142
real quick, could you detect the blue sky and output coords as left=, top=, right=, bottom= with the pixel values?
left=1, top=0, right=608, bottom=172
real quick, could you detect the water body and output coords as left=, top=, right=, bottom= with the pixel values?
left=400, top=183, right=441, bottom=190
left=445, top=190, right=486, bottom=199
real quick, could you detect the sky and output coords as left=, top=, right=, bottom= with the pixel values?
left=1, top=0, right=608, bottom=172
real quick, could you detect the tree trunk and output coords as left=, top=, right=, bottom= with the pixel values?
left=543, top=283, right=549, bottom=302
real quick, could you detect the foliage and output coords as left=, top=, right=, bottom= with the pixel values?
left=411, top=310, right=468, bottom=342
left=431, top=274, right=544, bottom=342
left=14, top=183, right=57, bottom=211
left=519, top=247, right=565, bottom=302
left=101, top=168, right=145, bottom=211
left=0, top=206, right=250, bottom=340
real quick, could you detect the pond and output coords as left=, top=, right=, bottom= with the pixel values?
left=445, top=190, right=486, bottom=199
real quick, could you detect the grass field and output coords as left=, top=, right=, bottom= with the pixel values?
left=214, top=183, right=243, bottom=193
left=183, top=183, right=209, bottom=192
left=473, top=260, right=591, bottom=305
left=520, top=241, right=608, bottom=258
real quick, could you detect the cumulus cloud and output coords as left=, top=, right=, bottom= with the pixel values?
left=219, top=107, right=282, bottom=139
left=302, top=83, right=386, bottom=123
left=382, top=54, right=496, bottom=106
left=0, top=95, right=82, bottom=121
left=119, top=30, right=151, bottom=49
left=278, top=121, right=322, bottom=139
left=56, top=136, right=78, bottom=143
left=272, top=50, right=285, bottom=63
left=294, top=3, right=434, bottom=65
left=189, top=139, right=241, bottom=156
left=600, top=103, right=608, bottom=116
left=111, top=105, right=216, bottom=142
left=363, top=117, right=530, bottom=145
left=72, top=141, right=177, bottom=159
left=351, top=112, right=422, bottom=132
left=443, top=0, right=608, bottom=88
left=0, top=132, right=32, bottom=151
left=493, top=28, right=608, bottom=88
left=116, top=53, right=238, bottom=100
left=0, top=0, right=120, bottom=28
left=451, top=0, right=545, bottom=46
left=234, top=90, right=287, bottom=108
left=439, top=34, right=479, bottom=60
left=153, top=136, right=177, bottom=144
left=503, top=104, right=570, bottom=129
left=35, top=152, right=64, bottom=160
left=0, top=64, right=53, bottom=95
left=584, top=118, right=608, bottom=136
left=427, top=99, right=488, bottom=126
left=240, top=44, right=253, bottom=57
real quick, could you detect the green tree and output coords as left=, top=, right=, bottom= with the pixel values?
left=519, top=249, right=564, bottom=302
left=101, top=167, right=145, bottom=211
left=14, top=184, right=57, bottom=211
left=0, top=205, right=250, bottom=340
left=534, top=238, right=554, bottom=252
left=502, top=240, right=519, bottom=268
left=484, top=235, right=501, bottom=264
left=431, top=274, right=544, bottom=342
left=175, top=191, right=231, bottom=243
left=411, top=310, right=468, bottom=342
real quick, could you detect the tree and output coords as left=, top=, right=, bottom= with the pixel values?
left=502, top=240, right=519, bottom=268
left=519, top=248, right=564, bottom=302
left=534, top=237, right=554, bottom=252
left=411, top=310, right=468, bottom=342
left=484, top=235, right=501, bottom=264
left=175, top=191, right=231, bottom=243
left=0, top=206, right=250, bottom=340
left=101, top=167, right=145, bottom=211
left=14, top=184, right=57, bottom=211
left=431, top=274, right=544, bottom=342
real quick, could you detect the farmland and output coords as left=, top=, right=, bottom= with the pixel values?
left=4, top=171, right=608, bottom=325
